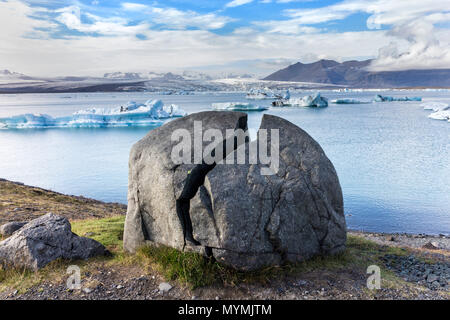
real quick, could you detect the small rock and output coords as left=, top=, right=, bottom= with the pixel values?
left=116, top=285, right=124, bottom=289
left=158, top=282, right=172, bottom=293
left=431, top=281, right=440, bottom=288
left=0, top=214, right=108, bottom=270
left=82, top=288, right=92, bottom=294
left=422, top=241, right=439, bottom=250
left=293, top=280, right=308, bottom=287
left=0, top=221, right=27, bottom=237
left=215, top=296, right=220, bottom=300
left=427, top=274, right=439, bottom=283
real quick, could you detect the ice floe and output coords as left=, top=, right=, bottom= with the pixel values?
left=287, top=93, right=328, bottom=108
left=421, top=102, right=449, bottom=111
left=0, top=99, right=186, bottom=129
left=420, top=102, right=450, bottom=122
left=374, top=95, right=422, bottom=102
left=246, top=88, right=290, bottom=100
left=428, top=110, right=450, bottom=121
left=331, top=98, right=371, bottom=104
left=211, top=102, right=268, bottom=111
left=246, top=88, right=276, bottom=100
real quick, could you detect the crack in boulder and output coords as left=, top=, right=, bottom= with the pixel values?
left=124, top=112, right=347, bottom=271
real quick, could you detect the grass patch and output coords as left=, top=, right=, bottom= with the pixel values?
left=137, top=239, right=356, bottom=289
left=0, top=259, right=70, bottom=294
left=71, top=216, right=125, bottom=250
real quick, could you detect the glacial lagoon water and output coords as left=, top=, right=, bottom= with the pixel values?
left=0, top=90, right=449, bottom=235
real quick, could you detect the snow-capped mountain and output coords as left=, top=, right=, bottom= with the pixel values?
left=0, top=69, right=33, bottom=81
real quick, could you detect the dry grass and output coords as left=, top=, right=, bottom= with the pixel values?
left=0, top=179, right=126, bottom=225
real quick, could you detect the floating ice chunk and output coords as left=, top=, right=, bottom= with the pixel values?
left=428, top=110, right=450, bottom=121
left=246, top=88, right=276, bottom=100
left=374, top=95, right=422, bottom=102
left=288, top=93, right=328, bottom=108
left=421, top=102, right=449, bottom=111
left=281, top=90, right=290, bottom=100
left=331, top=98, right=370, bottom=104
left=247, top=88, right=291, bottom=100
left=211, top=102, right=268, bottom=111
left=0, top=100, right=186, bottom=129
left=0, top=113, right=61, bottom=129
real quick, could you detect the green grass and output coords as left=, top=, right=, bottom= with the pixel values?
left=71, top=215, right=125, bottom=250
left=0, top=215, right=434, bottom=293
left=137, top=237, right=358, bottom=289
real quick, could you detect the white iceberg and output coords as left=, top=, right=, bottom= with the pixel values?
left=246, top=88, right=276, bottom=100
left=428, top=110, right=450, bottom=121
left=0, top=99, right=186, bottom=129
left=331, top=98, right=370, bottom=104
left=421, top=102, right=449, bottom=111
left=287, top=93, right=328, bottom=108
left=246, top=88, right=291, bottom=100
left=212, top=102, right=268, bottom=111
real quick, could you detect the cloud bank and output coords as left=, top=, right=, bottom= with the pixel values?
left=0, top=0, right=448, bottom=77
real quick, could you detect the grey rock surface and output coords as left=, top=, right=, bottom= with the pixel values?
left=0, top=221, right=27, bottom=237
left=124, top=112, right=346, bottom=270
left=123, top=111, right=248, bottom=253
left=0, top=213, right=107, bottom=270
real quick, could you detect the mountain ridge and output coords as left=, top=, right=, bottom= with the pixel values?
left=263, top=59, right=450, bottom=88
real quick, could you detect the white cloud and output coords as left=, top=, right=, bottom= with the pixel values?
left=121, top=2, right=149, bottom=11
left=225, top=0, right=254, bottom=8
left=148, top=7, right=234, bottom=30
left=55, top=5, right=150, bottom=36
left=369, top=18, right=450, bottom=71
left=122, top=3, right=234, bottom=30
left=254, top=19, right=320, bottom=34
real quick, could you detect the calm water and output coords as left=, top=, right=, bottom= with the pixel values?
left=0, top=90, right=449, bottom=235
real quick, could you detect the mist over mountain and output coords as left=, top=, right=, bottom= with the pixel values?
left=264, top=60, right=450, bottom=88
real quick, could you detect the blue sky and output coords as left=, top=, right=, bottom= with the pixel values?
left=1, top=0, right=449, bottom=76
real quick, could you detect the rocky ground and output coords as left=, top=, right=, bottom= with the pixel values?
left=0, top=179, right=449, bottom=300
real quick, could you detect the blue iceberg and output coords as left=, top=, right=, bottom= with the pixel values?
left=331, top=98, right=371, bottom=104
left=0, top=100, right=187, bottom=129
left=374, top=95, right=422, bottom=102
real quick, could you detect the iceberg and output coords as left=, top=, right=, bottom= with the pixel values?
left=428, top=110, right=450, bottom=121
left=211, top=102, right=268, bottom=111
left=247, top=88, right=291, bottom=100
left=421, top=102, right=449, bottom=111
left=331, top=98, right=370, bottom=104
left=287, top=93, right=328, bottom=108
left=0, top=99, right=186, bottom=129
left=246, top=88, right=276, bottom=100
left=374, top=95, right=422, bottom=102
